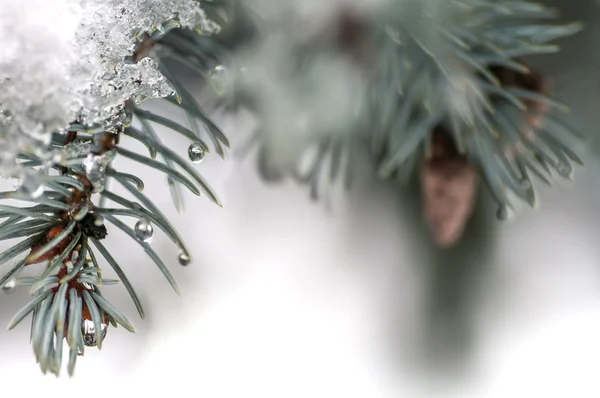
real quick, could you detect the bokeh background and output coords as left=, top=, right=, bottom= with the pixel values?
left=2, top=0, right=600, bottom=397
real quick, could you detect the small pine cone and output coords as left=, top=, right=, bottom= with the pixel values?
left=421, top=128, right=479, bottom=248
left=420, top=65, right=552, bottom=247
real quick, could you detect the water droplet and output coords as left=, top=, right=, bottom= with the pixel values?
left=81, top=318, right=108, bottom=347
left=209, top=65, right=229, bottom=95
left=178, top=252, right=191, bottom=266
left=556, top=162, right=572, bottom=179
left=188, top=142, right=206, bottom=164
left=134, top=219, right=154, bottom=243
left=2, top=279, right=16, bottom=294
left=496, top=205, right=509, bottom=220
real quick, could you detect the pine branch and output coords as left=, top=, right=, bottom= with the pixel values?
left=220, top=1, right=583, bottom=246
left=0, top=10, right=228, bottom=376
left=369, top=1, right=583, bottom=215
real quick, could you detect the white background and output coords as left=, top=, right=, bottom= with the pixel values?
left=2, top=1, right=600, bottom=397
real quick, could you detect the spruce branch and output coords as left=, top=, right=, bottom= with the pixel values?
left=0, top=9, right=228, bottom=376
left=370, top=0, right=583, bottom=216
left=222, top=0, right=584, bottom=246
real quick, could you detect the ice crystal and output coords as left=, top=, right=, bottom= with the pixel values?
left=53, top=140, right=93, bottom=166
left=0, top=0, right=218, bottom=181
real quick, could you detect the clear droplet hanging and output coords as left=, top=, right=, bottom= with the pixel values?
left=188, top=142, right=206, bottom=164
left=2, top=279, right=16, bottom=294
left=81, top=318, right=108, bottom=347
left=555, top=161, right=573, bottom=179
left=209, top=65, right=229, bottom=96
left=178, top=252, right=191, bottom=266
left=134, top=218, right=154, bottom=243
left=497, top=205, right=509, bottom=220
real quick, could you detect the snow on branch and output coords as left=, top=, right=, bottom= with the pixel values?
left=0, top=0, right=218, bottom=180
